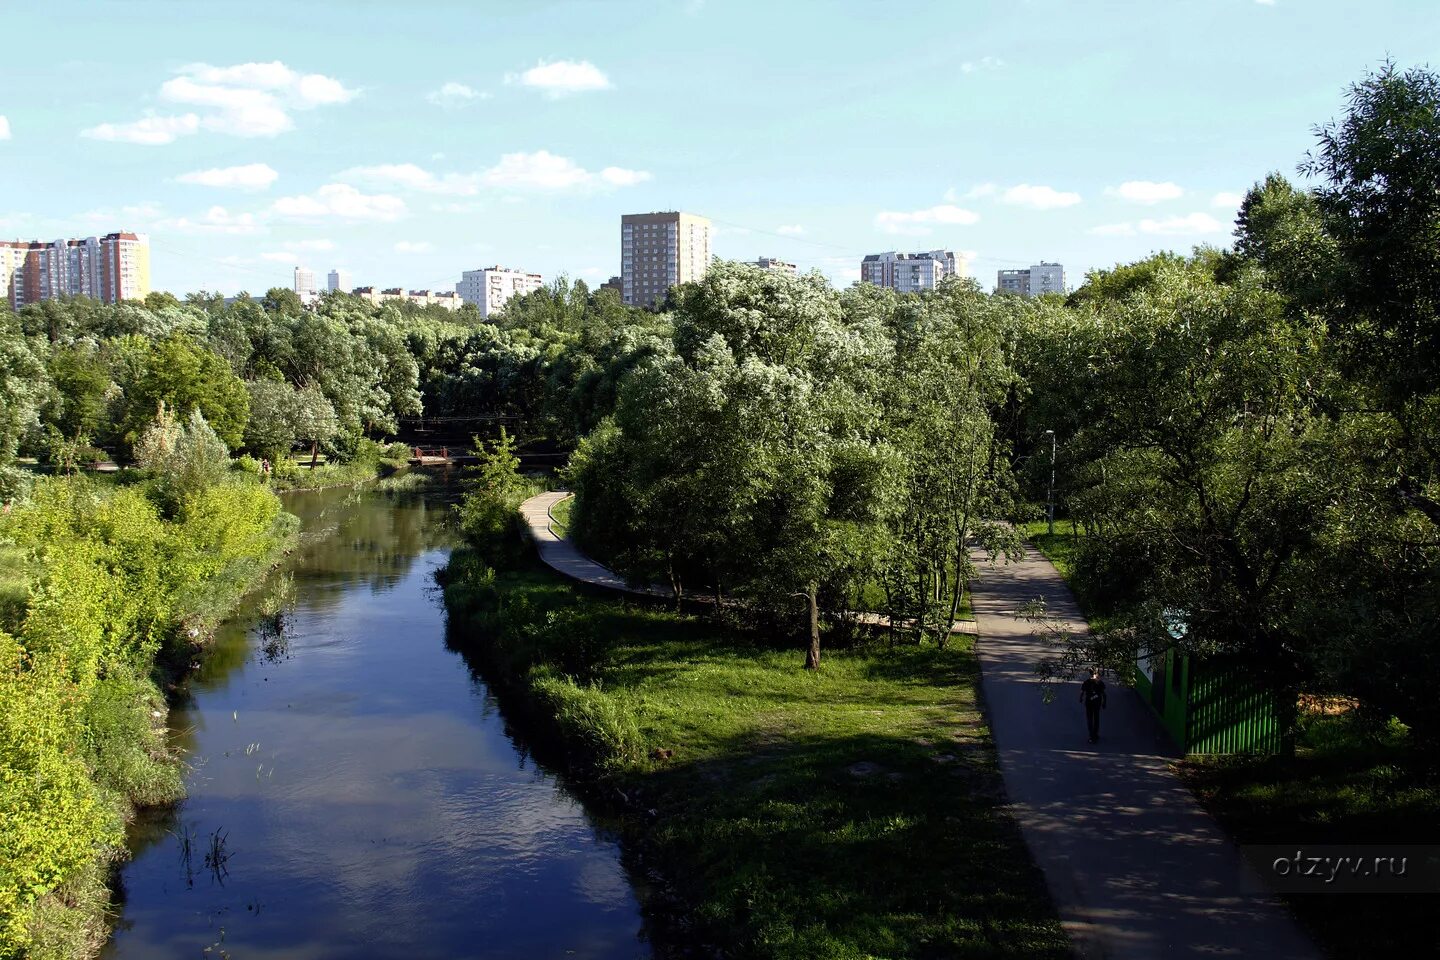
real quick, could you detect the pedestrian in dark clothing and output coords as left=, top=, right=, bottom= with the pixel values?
left=1081, top=668, right=1107, bottom=743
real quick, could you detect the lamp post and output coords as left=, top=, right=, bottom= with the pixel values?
left=1045, top=429, right=1056, bottom=536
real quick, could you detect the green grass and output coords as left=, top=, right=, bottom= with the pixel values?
left=548, top=494, right=572, bottom=538
left=1181, top=712, right=1440, bottom=959
left=1022, top=519, right=1084, bottom=580
left=444, top=552, right=1068, bottom=959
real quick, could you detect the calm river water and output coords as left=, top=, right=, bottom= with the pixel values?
left=103, top=483, right=649, bottom=959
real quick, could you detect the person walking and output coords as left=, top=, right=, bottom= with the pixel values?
left=1080, top=668, right=1107, bottom=743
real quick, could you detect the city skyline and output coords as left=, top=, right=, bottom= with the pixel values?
left=1, top=1, right=1434, bottom=297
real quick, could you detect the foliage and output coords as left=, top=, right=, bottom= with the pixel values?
left=0, top=473, right=290, bottom=956
left=442, top=560, right=1069, bottom=959
left=134, top=406, right=232, bottom=514
left=453, top=429, right=531, bottom=559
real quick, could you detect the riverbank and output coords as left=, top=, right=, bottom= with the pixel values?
left=441, top=548, right=1069, bottom=959
left=0, top=474, right=297, bottom=959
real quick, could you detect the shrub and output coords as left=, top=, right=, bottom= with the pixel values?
left=530, top=668, right=644, bottom=773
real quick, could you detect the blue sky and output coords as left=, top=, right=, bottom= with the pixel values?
left=1, top=0, right=1435, bottom=296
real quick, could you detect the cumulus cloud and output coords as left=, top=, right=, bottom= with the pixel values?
left=82, top=113, right=201, bottom=145
left=0, top=116, right=10, bottom=141
left=482, top=151, right=648, bottom=190
left=1107, top=180, right=1185, bottom=204
left=394, top=241, right=434, bottom=254
left=776, top=224, right=805, bottom=235
left=999, top=184, right=1082, bottom=209
left=78, top=203, right=164, bottom=227
left=1088, top=212, right=1226, bottom=238
left=176, top=162, right=279, bottom=191
left=875, top=204, right=980, bottom=235
left=1211, top=191, right=1245, bottom=208
left=505, top=60, right=612, bottom=97
left=339, top=163, right=480, bottom=196
left=82, top=61, right=355, bottom=143
left=270, top=183, right=406, bottom=221
left=156, top=205, right=263, bottom=235
left=427, top=82, right=488, bottom=108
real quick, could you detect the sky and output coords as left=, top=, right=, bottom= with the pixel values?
left=1, top=0, right=1436, bottom=297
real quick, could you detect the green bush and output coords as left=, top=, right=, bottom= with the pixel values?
left=530, top=668, right=644, bottom=773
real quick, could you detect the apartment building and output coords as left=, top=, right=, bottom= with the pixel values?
left=1, top=232, right=150, bottom=308
left=860, top=250, right=963, bottom=293
left=621, top=211, right=711, bottom=307
left=457, top=266, right=543, bottom=318
left=293, top=266, right=318, bottom=303
left=327, top=268, right=352, bottom=293
left=995, top=262, right=1066, bottom=297
left=749, top=257, right=798, bottom=275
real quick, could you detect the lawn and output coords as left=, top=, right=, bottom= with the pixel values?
left=1021, top=518, right=1083, bottom=581
left=444, top=553, right=1069, bottom=959
left=548, top=493, right=572, bottom=538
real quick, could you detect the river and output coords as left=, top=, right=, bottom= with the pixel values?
left=103, top=482, right=649, bottom=959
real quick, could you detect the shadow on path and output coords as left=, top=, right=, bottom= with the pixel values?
left=970, top=545, right=1319, bottom=960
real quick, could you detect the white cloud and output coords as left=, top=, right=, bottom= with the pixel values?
left=999, top=184, right=1082, bottom=210
left=393, top=241, right=433, bottom=254
left=157, top=205, right=263, bottom=235
left=482, top=150, right=648, bottom=190
left=1211, top=191, right=1245, bottom=208
left=875, top=204, right=980, bottom=235
left=1088, top=212, right=1227, bottom=238
left=504, top=60, right=612, bottom=97
left=599, top=166, right=652, bottom=186
left=270, top=183, right=406, bottom=222
left=427, top=81, right=488, bottom=108
left=339, top=162, right=481, bottom=196
left=82, top=113, right=201, bottom=145
left=0, top=116, right=10, bottom=141
left=1138, top=212, right=1226, bottom=235
left=78, top=202, right=164, bottom=227
left=1108, top=180, right=1185, bottom=204
left=176, top=162, right=279, bottom=191
left=960, top=56, right=1005, bottom=74
left=83, top=61, right=355, bottom=143
left=776, top=224, right=805, bottom=236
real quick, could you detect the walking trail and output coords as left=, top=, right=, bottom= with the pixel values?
left=519, top=492, right=1316, bottom=958
left=520, top=491, right=975, bottom=634
left=969, top=544, right=1318, bottom=959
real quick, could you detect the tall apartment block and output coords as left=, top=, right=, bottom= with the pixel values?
left=996, top=262, right=1066, bottom=297
left=457, top=266, right=543, bottom=318
left=327, top=268, right=352, bottom=293
left=860, top=250, right=964, bottom=293
left=1, top=232, right=150, bottom=309
left=749, top=257, right=798, bottom=275
left=293, top=266, right=318, bottom=303
left=621, top=211, right=712, bottom=307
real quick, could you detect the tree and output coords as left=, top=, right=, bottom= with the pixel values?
left=0, top=322, right=47, bottom=497
left=120, top=335, right=250, bottom=452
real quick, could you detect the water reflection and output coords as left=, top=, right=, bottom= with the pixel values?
left=105, top=481, right=649, bottom=960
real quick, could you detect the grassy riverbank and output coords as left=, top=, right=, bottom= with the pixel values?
left=0, top=474, right=296, bottom=959
left=442, top=550, right=1068, bottom=959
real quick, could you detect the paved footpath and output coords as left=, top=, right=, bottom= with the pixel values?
left=969, top=545, right=1319, bottom=960
left=519, top=491, right=975, bottom=634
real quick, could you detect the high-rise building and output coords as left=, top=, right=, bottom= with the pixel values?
left=621, top=211, right=712, bottom=307
left=327, top=268, right=352, bottom=293
left=995, top=262, right=1066, bottom=297
left=457, top=266, right=543, bottom=318
left=293, top=266, right=317, bottom=303
left=749, top=257, right=798, bottom=275
left=1, top=232, right=149, bottom=309
left=860, top=250, right=964, bottom=293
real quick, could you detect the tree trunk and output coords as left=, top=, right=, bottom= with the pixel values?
left=803, top=582, right=821, bottom=670
left=310, top=439, right=319, bottom=469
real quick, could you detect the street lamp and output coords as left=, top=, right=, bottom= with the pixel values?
left=1044, top=429, right=1056, bottom=536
